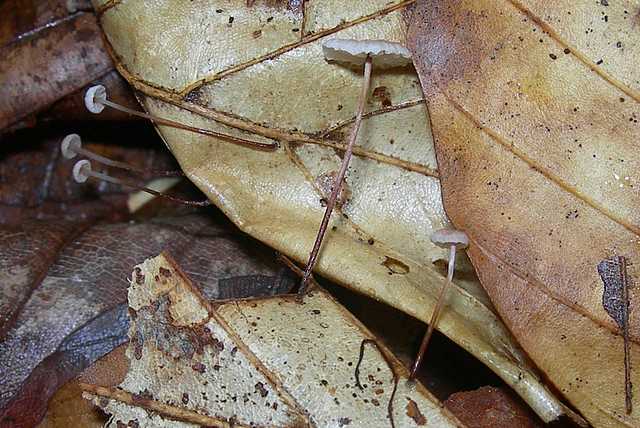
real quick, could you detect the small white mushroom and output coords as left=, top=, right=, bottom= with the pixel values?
left=61, top=133, right=82, bottom=159
left=84, top=85, right=107, bottom=114
left=61, top=133, right=183, bottom=176
left=410, top=228, right=469, bottom=379
left=72, top=159, right=91, bottom=183
left=322, top=38, right=412, bottom=68
left=82, top=85, right=277, bottom=151
left=299, top=39, right=413, bottom=293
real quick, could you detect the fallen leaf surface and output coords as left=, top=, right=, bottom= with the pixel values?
left=445, top=386, right=541, bottom=428
left=92, top=0, right=567, bottom=420
left=408, top=0, right=639, bottom=426
left=82, top=252, right=462, bottom=427
left=0, top=0, right=138, bottom=133
left=0, top=212, right=296, bottom=426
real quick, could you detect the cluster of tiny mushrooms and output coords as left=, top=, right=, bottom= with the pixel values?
left=63, top=39, right=469, bottom=379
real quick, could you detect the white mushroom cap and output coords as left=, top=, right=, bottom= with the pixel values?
left=430, top=229, right=469, bottom=249
left=61, top=134, right=81, bottom=159
left=323, top=39, right=412, bottom=68
left=84, top=85, right=107, bottom=114
left=72, top=159, right=92, bottom=183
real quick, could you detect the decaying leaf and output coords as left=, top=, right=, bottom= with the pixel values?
left=445, top=386, right=541, bottom=428
left=0, top=213, right=295, bottom=425
left=82, top=252, right=462, bottom=427
left=407, top=0, right=639, bottom=426
left=0, top=2, right=113, bottom=131
left=92, top=0, right=568, bottom=421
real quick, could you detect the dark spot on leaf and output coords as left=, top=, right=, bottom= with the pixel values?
left=338, top=417, right=352, bottom=426
left=192, top=362, right=206, bottom=373
left=255, top=382, right=268, bottom=397
left=406, top=398, right=427, bottom=425
left=372, top=86, right=392, bottom=107
left=382, top=256, right=410, bottom=275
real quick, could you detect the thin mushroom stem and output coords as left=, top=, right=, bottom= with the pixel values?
left=92, top=170, right=211, bottom=207
left=75, top=146, right=184, bottom=177
left=299, top=55, right=373, bottom=293
left=409, top=244, right=456, bottom=379
left=62, top=134, right=183, bottom=177
left=86, top=86, right=277, bottom=152
left=73, top=160, right=211, bottom=207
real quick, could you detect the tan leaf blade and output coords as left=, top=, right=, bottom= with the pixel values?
left=82, top=253, right=462, bottom=427
left=92, top=0, right=568, bottom=421
left=407, top=0, right=639, bottom=426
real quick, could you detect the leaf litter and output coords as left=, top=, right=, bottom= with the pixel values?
left=81, top=252, right=462, bottom=427
left=92, top=0, right=568, bottom=421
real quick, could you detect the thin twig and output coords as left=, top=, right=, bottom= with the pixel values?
left=79, top=383, right=250, bottom=428
left=620, top=256, right=632, bottom=415
left=299, top=56, right=373, bottom=293
left=354, top=339, right=398, bottom=428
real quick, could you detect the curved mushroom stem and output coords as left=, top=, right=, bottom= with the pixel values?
left=86, top=87, right=277, bottom=152
left=77, top=145, right=184, bottom=177
left=409, top=244, right=457, bottom=379
left=299, top=55, right=373, bottom=294
left=73, top=160, right=211, bottom=207
left=62, top=134, right=184, bottom=177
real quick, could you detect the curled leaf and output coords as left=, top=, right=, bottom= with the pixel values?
left=408, top=0, right=639, bottom=425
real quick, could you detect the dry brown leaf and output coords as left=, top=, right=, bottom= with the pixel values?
left=407, top=0, right=639, bottom=426
left=445, top=386, right=541, bottom=428
left=91, top=0, right=567, bottom=421
left=82, top=252, right=463, bottom=427
left=0, top=213, right=295, bottom=425
left=37, top=380, right=106, bottom=428
left=0, top=0, right=139, bottom=133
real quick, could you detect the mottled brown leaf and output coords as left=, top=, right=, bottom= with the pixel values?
left=0, top=1, right=124, bottom=131
left=445, top=386, right=541, bottom=428
left=82, top=253, right=462, bottom=427
left=0, top=213, right=296, bottom=426
left=408, top=0, right=639, bottom=425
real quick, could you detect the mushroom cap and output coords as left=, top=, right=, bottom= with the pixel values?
left=61, top=134, right=82, bottom=159
left=72, top=159, right=92, bottom=183
left=84, top=85, right=106, bottom=114
left=323, top=38, right=412, bottom=68
left=430, top=228, right=469, bottom=249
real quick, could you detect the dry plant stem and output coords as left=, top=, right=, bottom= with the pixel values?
left=73, top=145, right=184, bottom=177
left=621, top=256, right=632, bottom=415
left=79, top=383, right=250, bottom=428
left=98, top=99, right=277, bottom=151
left=410, top=244, right=456, bottom=379
left=88, top=170, right=211, bottom=207
left=299, top=56, right=373, bottom=293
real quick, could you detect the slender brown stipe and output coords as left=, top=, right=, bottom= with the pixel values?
left=410, top=229, right=468, bottom=379
left=299, top=56, right=373, bottom=293
left=62, top=134, right=184, bottom=176
left=72, top=160, right=211, bottom=207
